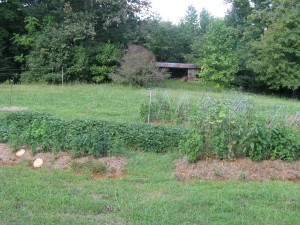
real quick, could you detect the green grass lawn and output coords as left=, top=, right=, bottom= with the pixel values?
left=0, top=81, right=300, bottom=224
left=0, top=82, right=299, bottom=122
left=0, top=83, right=146, bottom=122
left=1, top=152, right=299, bottom=225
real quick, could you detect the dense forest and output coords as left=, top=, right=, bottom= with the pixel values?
left=0, top=0, right=299, bottom=96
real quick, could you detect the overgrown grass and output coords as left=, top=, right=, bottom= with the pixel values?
left=0, top=152, right=299, bottom=224
left=0, top=81, right=300, bottom=224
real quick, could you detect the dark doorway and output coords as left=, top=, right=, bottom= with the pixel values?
left=167, top=68, right=188, bottom=78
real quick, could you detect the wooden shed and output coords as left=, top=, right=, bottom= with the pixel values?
left=156, top=62, right=199, bottom=79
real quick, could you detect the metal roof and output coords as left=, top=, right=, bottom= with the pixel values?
left=156, top=62, right=199, bottom=69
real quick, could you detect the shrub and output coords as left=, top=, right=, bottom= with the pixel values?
left=111, top=45, right=169, bottom=86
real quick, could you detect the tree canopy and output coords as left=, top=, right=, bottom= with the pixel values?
left=0, top=0, right=299, bottom=96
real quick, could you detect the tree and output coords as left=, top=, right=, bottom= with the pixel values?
left=176, top=5, right=201, bottom=62
left=223, top=0, right=257, bottom=90
left=111, top=45, right=169, bottom=86
left=199, top=8, right=214, bottom=35
left=185, top=10, right=214, bottom=63
left=93, top=0, right=150, bottom=45
left=18, top=4, right=96, bottom=83
left=90, top=42, right=121, bottom=83
left=179, top=5, right=199, bottom=37
left=245, top=0, right=300, bottom=92
left=1, top=0, right=152, bottom=83
left=148, top=21, right=186, bottom=62
left=225, top=0, right=252, bottom=29
left=195, top=19, right=238, bottom=87
left=0, top=0, right=24, bottom=81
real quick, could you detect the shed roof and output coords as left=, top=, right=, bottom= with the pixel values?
left=156, top=62, right=199, bottom=69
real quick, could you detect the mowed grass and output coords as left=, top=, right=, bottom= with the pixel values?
left=0, top=84, right=146, bottom=122
left=1, top=152, right=300, bottom=225
left=0, top=81, right=299, bottom=122
left=0, top=81, right=300, bottom=224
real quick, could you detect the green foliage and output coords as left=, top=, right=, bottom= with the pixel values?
left=199, top=9, right=214, bottom=35
left=24, top=16, right=40, bottom=33
left=270, top=127, right=300, bottom=161
left=1, top=0, right=151, bottom=83
left=0, top=0, right=25, bottom=81
left=179, top=131, right=204, bottom=162
left=90, top=42, right=121, bottom=83
left=20, top=10, right=96, bottom=83
left=224, top=0, right=300, bottom=95
left=148, top=20, right=190, bottom=62
left=140, top=91, right=190, bottom=124
left=140, top=92, right=300, bottom=162
left=68, top=45, right=90, bottom=81
left=192, top=19, right=238, bottom=87
left=245, top=0, right=300, bottom=91
left=242, top=125, right=300, bottom=161
left=243, top=124, right=273, bottom=161
left=0, top=111, right=191, bottom=155
left=2, top=0, right=300, bottom=97
left=225, top=0, right=252, bottom=29
left=177, top=5, right=199, bottom=57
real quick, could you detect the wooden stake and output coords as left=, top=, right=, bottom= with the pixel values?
left=148, top=89, right=152, bottom=124
left=62, top=67, right=64, bottom=88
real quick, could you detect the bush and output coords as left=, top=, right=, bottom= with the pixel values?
left=111, top=45, right=169, bottom=86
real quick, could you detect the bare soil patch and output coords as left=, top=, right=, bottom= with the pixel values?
left=0, top=106, right=28, bottom=111
left=175, top=157, right=300, bottom=182
left=0, top=143, right=126, bottom=178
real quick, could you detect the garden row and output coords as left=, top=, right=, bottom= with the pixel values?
left=141, top=93, right=300, bottom=162
left=0, top=111, right=189, bottom=157
left=0, top=110, right=299, bottom=162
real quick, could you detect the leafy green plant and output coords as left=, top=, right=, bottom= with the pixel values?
left=245, top=125, right=272, bottom=161
left=1, top=111, right=191, bottom=155
left=179, top=131, right=204, bottom=162
left=140, top=92, right=299, bottom=162
left=68, top=133, right=109, bottom=158
left=270, top=127, right=300, bottom=161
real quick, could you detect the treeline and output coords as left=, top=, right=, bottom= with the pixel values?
left=0, top=0, right=299, bottom=96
